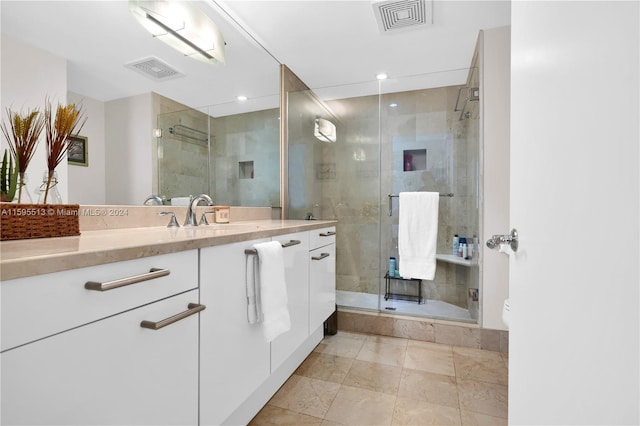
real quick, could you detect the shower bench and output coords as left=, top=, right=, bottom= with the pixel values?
left=384, top=273, right=423, bottom=304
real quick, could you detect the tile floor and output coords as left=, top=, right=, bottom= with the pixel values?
left=249, top=331, right=508, bottom=425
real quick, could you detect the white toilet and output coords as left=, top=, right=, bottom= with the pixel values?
left=502, top=298, right=510, bottom=329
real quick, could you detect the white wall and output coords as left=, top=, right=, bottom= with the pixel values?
left=67, top=92, right=106, bottom=205
left=105, top=94, right=154, bottom=205
left=510, top=1, right=639, bottom=424
left=0, top=34, right=68, bottom=203
left=480, top=26, right=511, bottom=330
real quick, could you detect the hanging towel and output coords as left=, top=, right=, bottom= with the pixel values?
left=245, top=252, right=262, bottom=325
left=253, top=241, right=291, bottom=342
left=398, top=192, right=439, bottom=280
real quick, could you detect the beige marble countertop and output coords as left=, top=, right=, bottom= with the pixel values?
left=0, top=219, right=337, bottom=281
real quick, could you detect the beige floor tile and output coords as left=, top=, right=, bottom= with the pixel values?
left=295, top=353, right=354, bottom=384
left=314, top=334, right=366, bottom=359
left=324, top=385, right=396, bottom=426
left=248, top=405, right=323, bottom=426
left=365, top=334, right=409, bottom=347
left=320, top=420, right=346, bottom=426
left=356, top=340, right=406, bottom=367
left=460, top=409, right=508, bottom=426
left=328, top=331, right=369, bottom=341
left=392, top=397, right=462, bottom=425
left=268, top=375, right=341, bottom=419
left=453, top=347, right=508, bottom=386
left=457, top=379, right=508, bottom=419
left=397, top=368, right=459, bottom=408
left=404, top=341, right=455, bottom=376
left=342, top=359, right=403, bottom=395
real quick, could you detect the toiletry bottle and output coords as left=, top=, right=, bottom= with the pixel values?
left=462, top=242, right=468, bottom=259
left=453, top=234, right=459, bottom=256
left=458, top=237, right=466, bottom=257
left=389, top=257, right=396, bottom=278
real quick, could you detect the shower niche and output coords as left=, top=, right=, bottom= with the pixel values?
left=402, top=149, right=426, bottom=172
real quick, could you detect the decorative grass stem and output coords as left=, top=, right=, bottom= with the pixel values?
left=0, top=107, right=45, bottom=203
left=43, top=99, right=86, bottom=204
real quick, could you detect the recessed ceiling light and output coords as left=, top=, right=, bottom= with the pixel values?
left=237, top=95, right=248, bottom=101
left=376, top=73, right=388, bottom=80
left=389, top=103, right=398, bottom=108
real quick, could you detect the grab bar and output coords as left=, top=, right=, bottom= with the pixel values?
left=388, top=193, right=453, bottom=216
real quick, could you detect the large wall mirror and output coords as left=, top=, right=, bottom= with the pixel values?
left=0, top=1, right=281, bottom=206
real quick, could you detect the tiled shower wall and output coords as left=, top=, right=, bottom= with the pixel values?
left=318, top=86, right=480, bottom=312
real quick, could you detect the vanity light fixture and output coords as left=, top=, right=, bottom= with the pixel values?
left=129, top=0, right=225, bottom=65
left=314, top=118, right=337, bottom=143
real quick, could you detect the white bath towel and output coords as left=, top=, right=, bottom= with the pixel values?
left=253, top=241, right=291, bottom=342
left=398, top=192, right=439, bottom=280
left=245, top=252, right=261, bottom=325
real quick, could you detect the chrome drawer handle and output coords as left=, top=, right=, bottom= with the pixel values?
left=85, top=268, right=170, bottom=292
left=312, top=253, right=330, bottom=261
left=140, top=303, right=206, bottom=330
left=244, top=240, right=301, bottom=255
left=319, top=231, right=336, bottom=237
left=281, top=239, right=301, bottom=248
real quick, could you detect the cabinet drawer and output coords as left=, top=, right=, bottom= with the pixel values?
left=1, top=250, right=198, bottom=351
left=310, top=226, right=336, bottom=249
left=2, top=289, right=200, bottom=425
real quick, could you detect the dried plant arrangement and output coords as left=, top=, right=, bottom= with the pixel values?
left=43, top=99, right=86, bottom=203
left=0, top=107, right=45, bottom=202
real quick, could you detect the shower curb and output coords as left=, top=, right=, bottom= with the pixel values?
left=337, top=308, right=508, bottom=353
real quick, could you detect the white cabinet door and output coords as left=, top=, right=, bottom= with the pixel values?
left=309, top=242, right=336, bottom=333
left=270, top=231, right=310, bottom=373
left=1, top=290, right=200, bottom=426
left=200, top=238, right=271, bottom=426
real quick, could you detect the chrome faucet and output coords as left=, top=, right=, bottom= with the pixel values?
left=143, top=195, right=163, bottom=206
left=184, top=194, right=214, bottom=226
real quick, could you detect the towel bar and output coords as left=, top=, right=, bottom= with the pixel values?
left=244, top=240, right=301, bottom=255
left=388, top=193, right=453, bottom=216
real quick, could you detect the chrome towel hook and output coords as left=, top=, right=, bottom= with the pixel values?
left=486, top=229, right=518, bottom=252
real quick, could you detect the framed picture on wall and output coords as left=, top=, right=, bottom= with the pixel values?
left=67, top=135, right=88, bottom=166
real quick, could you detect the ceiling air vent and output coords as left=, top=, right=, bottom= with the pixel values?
left=372, top=0, right=433, bottom=34
left=125, top=57, right=184, bottom=81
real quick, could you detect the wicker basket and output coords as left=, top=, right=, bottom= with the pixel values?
left=0, top=203, right=81, bottom=241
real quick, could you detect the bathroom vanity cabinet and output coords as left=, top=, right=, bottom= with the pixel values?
left=1, top=250, right=201, bottom=425
left=200, top=229, right=330, bottom=426
left=0, top=220, right=337, bottom=426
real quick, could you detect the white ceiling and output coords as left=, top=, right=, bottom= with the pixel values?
left=1, top=0, right=510, bottom=115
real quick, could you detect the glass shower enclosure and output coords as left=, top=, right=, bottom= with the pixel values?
left=287, top=69, right=480, bottom=324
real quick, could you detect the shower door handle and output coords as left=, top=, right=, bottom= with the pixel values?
left=486, top=229, right=518, bottom=252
